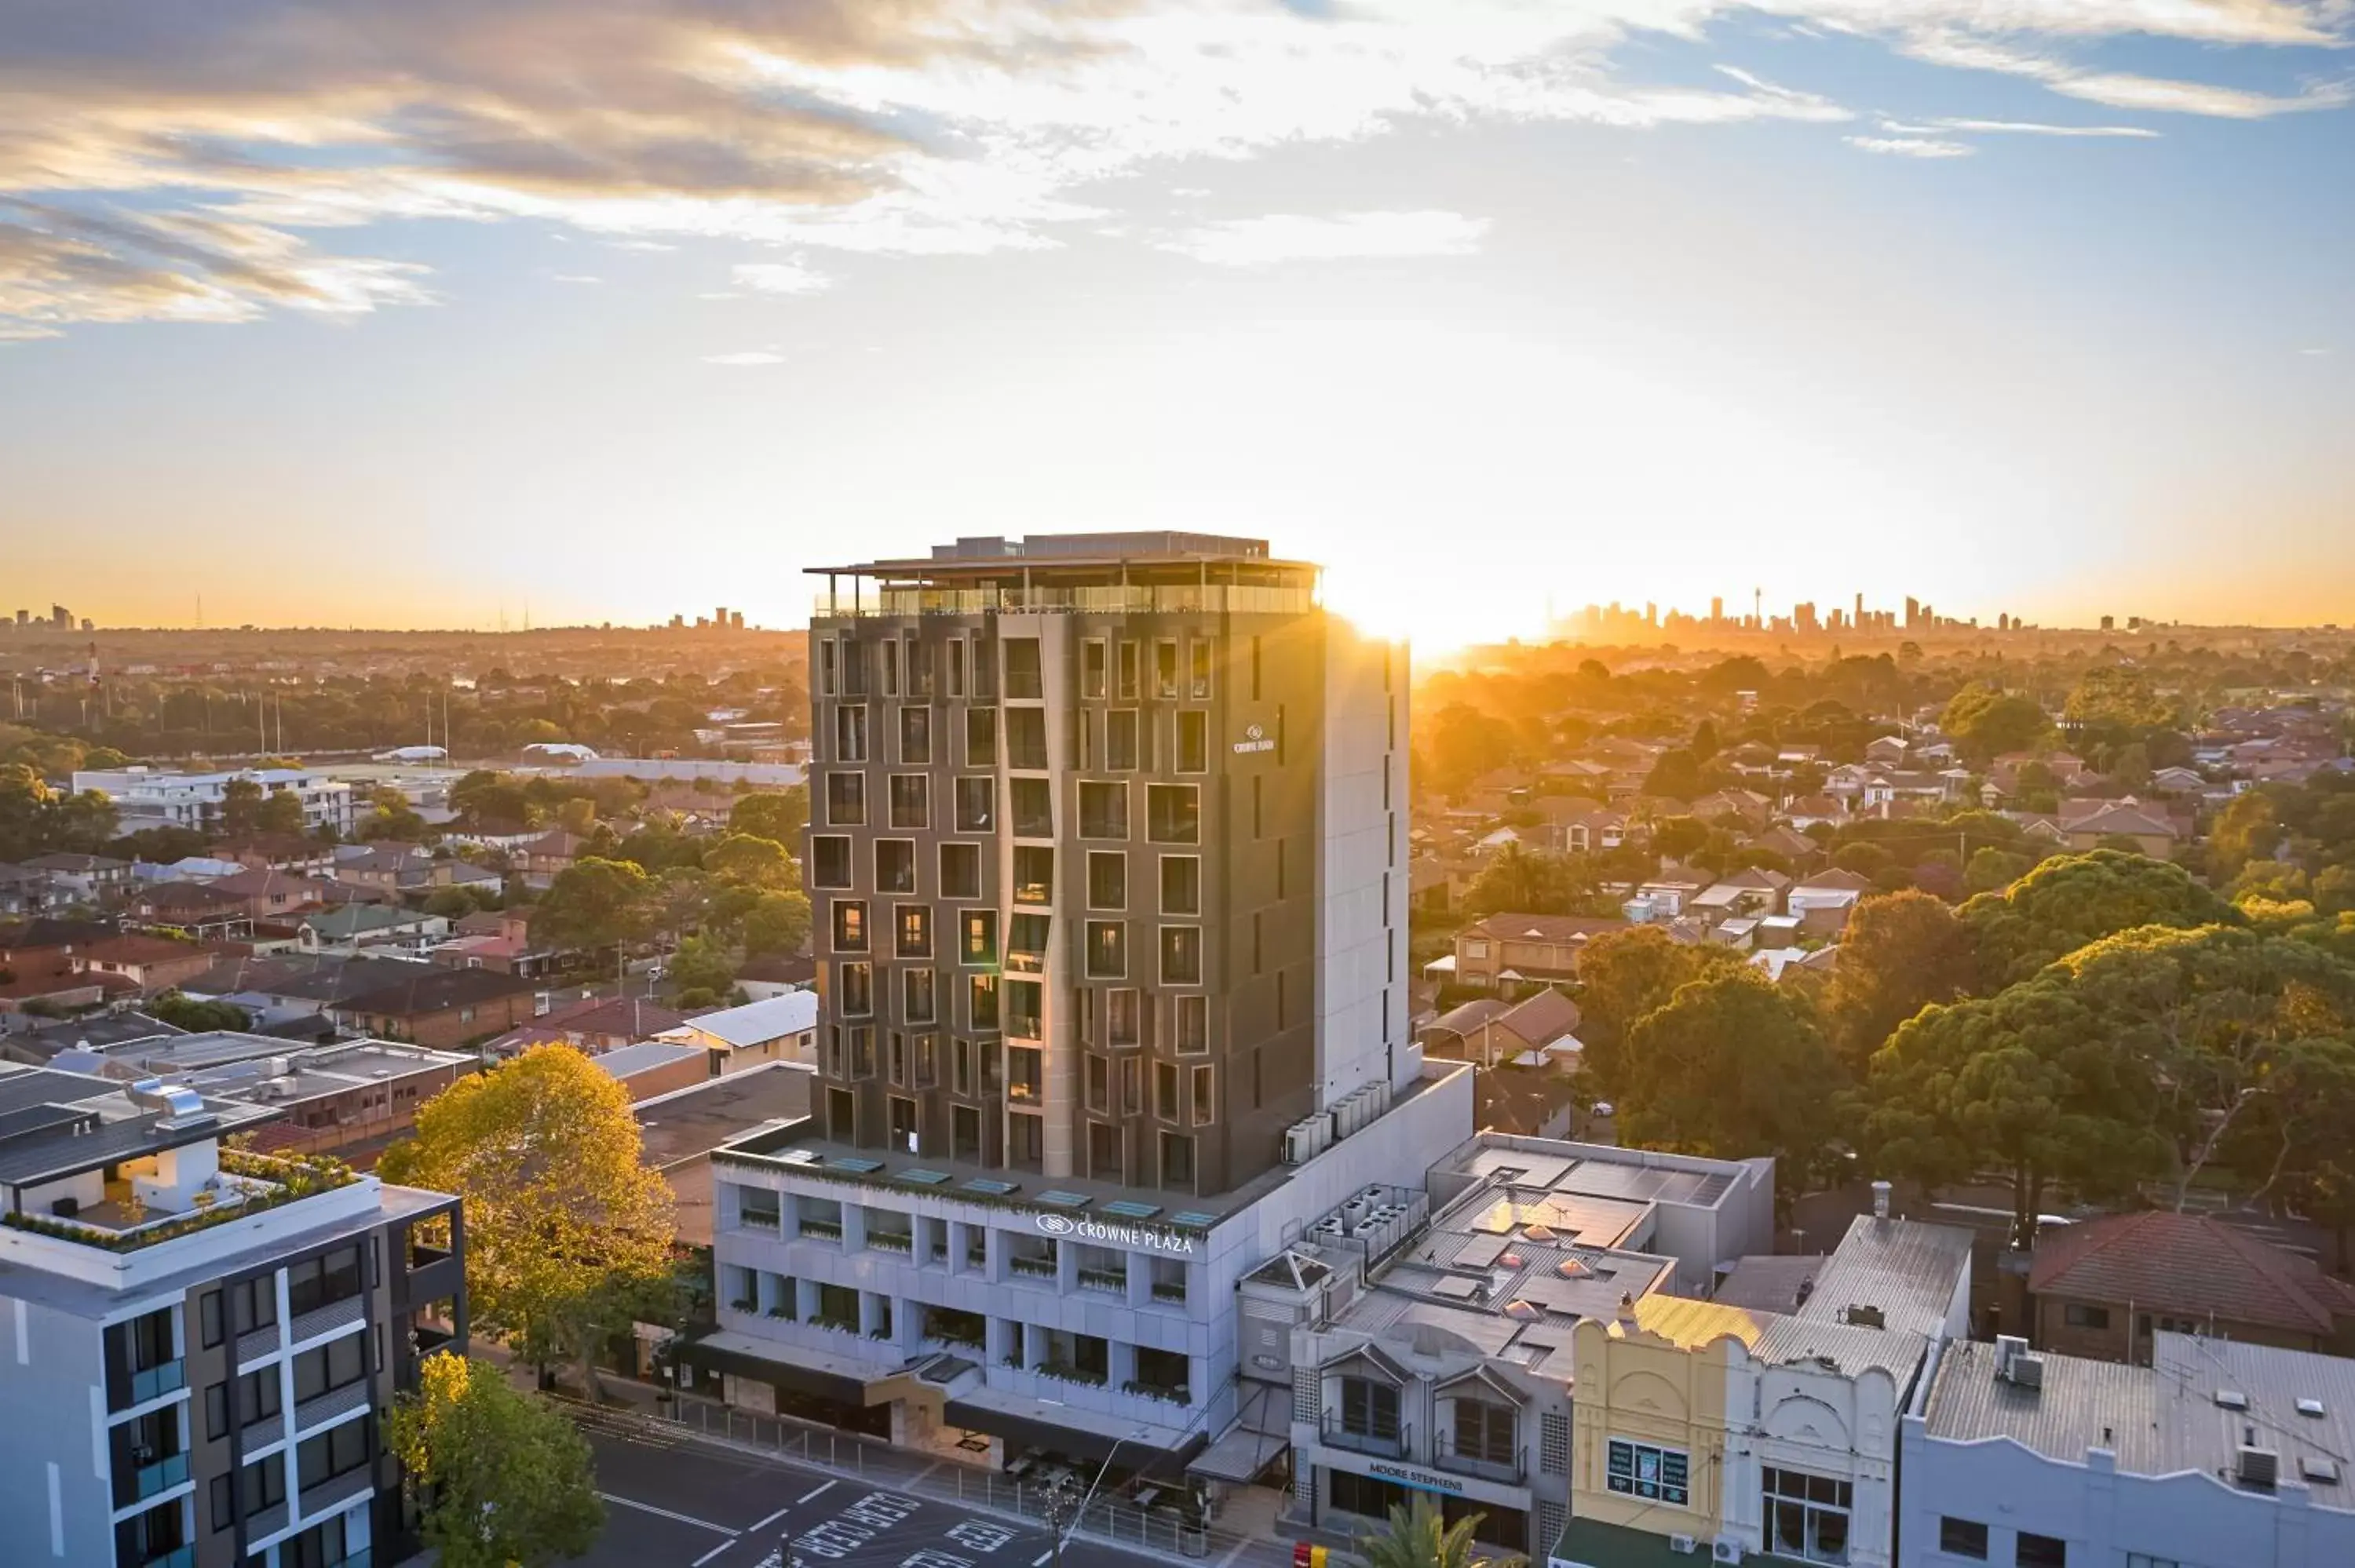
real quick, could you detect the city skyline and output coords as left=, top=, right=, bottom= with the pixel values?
left=2, top=2, right=2350, bottom=649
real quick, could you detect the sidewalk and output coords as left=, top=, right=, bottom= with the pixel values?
left=532, top=1360, right=1309, bottom=1568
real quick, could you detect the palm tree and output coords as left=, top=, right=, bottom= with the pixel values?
left=1356, top=1495, right=1526, bottom=1568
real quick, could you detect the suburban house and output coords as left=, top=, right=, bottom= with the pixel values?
left=23, top=851, right=134, bottom=903
left=1899, top=1333, right=2355, bottom=1567
left=735, top=950, right=816, bottom=1001
left=125, top=877, right=252, bottom=937
left=1787, top=867, right=1877, bottom=919
left=652, top=991, right=819, bottom=1076
left=508, top=828, right=586, bottom=889
left=1421, top=989, right=1583, bottom=1070
left=1449, top=913, right=1630, bottom=993
left=325, top=965, right=542, bottom=1049
left=329, top=843, right=439, bottom=894
left=67, top=932, right=219, bottom=994
left=2028, top=1210, right=2355, bottom=1362
left=591, top=1040, right=713, bottom=1101
left=485, top=994, right=692, bottom=1057
left=1689, top=866, right=1790, bottom=918
left=1632, top=863, right=1713, bottom=918
left=1532, top=799, right=1631, bottom=855
left=298, top=903, right=451, bottom=956
left=2056, top=798, right=2185, bottom=857
left=0, top=862, right=53, bottom=916
left=206, top=866, right=359, bottom=924
left=208, top=831, right=338, bottom=873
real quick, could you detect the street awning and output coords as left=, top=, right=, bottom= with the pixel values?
left=942, top=1389, right=1204, bottom=1476
left=1422, top=954, right=1457, bottom=975
left=1188, top=1384, right=1290, bottom=1483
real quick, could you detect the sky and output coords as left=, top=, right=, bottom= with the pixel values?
left=0, top=0, right=2350, bottom=651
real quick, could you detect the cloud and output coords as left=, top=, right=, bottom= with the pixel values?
left=1879, top=116, right=2159, bottom=137
left=0, top=0, right=2344, bottom=335
left=1846, top=135, right=1976, bottom=157
left=1162, top=210, right=1488, bottom=267
left=550, top=273, right=602, bottom=283
left=732, top=259, right=831, bottom=295
left=2301, top=345, right=2333, bottom=356
left=702, top=350, right=786, bottom=365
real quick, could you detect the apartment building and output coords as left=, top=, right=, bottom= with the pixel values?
left=1276, top=1134, right=1779, bottom=1558
left=0, top=1063, right=466, bottom=1567
left=73, top=770, right=357, bottom=841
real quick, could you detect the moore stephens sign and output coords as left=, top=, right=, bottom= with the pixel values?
left=1032, top=1211, right=1198, bottom=1255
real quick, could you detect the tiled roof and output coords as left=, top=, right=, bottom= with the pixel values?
left=1461, top=913, right=1630, bottom=945
left=2030, top=1210, right=2355, bottom=1336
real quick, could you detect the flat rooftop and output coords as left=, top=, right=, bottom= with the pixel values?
left=1440, top=1137, right=1753, bottom=1211
left=0, top=1064, right=280, bottom=1187
left=809, top=531, right=1301, bottom=578
left=1925, top=1333, right=2355, bottom=1503
left=634, top=1063, right=813, bottom=1169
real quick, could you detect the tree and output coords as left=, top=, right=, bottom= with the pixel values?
left=1622, top=971, right=1846, bottom=1193
left=1821, top=891, right=1979, bottom=1070
left=1963, top=847, right=2036, bottom=896
left=1462, top=844, right=1592, bottom=918
left=704, top=833, right=800, bottom=892
left=668, top=935, right=736, bottom=998
left=2064, top=667, right=2172, bottom=734
left=2230, top=859, right=2310, bottom=906
left=2207, top=792, right=2280, bottom=883
left=1356, top=1494, right=1522, bottom=1568
left=387, top=1351, right=603, bottom=1568
left=1941, top=682, right=2049, bottom=761
left=533, top=855, right=655, bottom=957
left=1569, top=926, right=1743, bottom=1101
left=1859, top=978, right=2171, bottom=1242
left=555, top=796, right=598, bottom=837
left=1958, top=849, right=2239, bottom=989
left=254, top=788, right=305, bottom=837
left=378, top=1046, right=674, bottom=1388
left=219, top=776, right=266, bottom=837
left=740, top=890, right=812, bottom=957
left=148, top=990, right=252, bottom=1031
left=423, top=884, right=493, bottom=921
left=728, top=789, right=808, bottom=846
left=1424, top=702, right=1516, bottom=798
left=360, top=785, right=429, bottom=842
left=1641, top=748, right=1705, bottom=802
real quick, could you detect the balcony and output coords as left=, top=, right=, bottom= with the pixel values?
left=868, top=1231, right=914, bottom=1256
left=299, top=1465, right=376, bottom=1517
left=112, top=1360, right=185, bottom=1412
left=1076, top=1267, right=1127, bottom=1296
left=293, top=1379, right=371, bottom=1436
left=130, top=1548, right=193, bottom=1568
left=236, top=1323, right=283, bottom=1367
left=1436, top=1446, right=1526, bottom=1486
left=798, top=1217, right=844, bottom=1241
left=1321, top=1412, right=1410, bottom=1460
left=814, top=583, right=1315, bottom=619
left=115, top=1452, right=189, bottom=1508
left=1009, top=1255, right=1058, bottom=1280
left=1150, top=1280, right=1188, bottom=1305
left=289, top=1295, right=364, bottom=1348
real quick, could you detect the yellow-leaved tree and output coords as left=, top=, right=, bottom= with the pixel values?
left=381, top=1044, right=675, bottom=1392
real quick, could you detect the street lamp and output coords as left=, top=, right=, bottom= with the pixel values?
left=1047, top=1426, right=1152, bottom=1567
left=778, top=1526, right=794, bottom=1568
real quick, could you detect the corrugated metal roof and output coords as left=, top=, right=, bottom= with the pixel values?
left=1798, top=1215, right=1971, bottom=1339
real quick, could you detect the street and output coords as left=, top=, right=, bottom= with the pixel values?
left=575, top=1425, right=1143, bottom=1568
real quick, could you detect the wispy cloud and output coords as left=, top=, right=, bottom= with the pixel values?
left=2054, top=72, right=2353, bottom=119
left=1879, top=117, right=2159, bottom=138
left=702, top=350, right=785, bottom=366
left=550, top=273, right=601, bottom=284
left=1162, top=210, right=1489, bottom=267
left=1846, top=135, right=1976, bottom=158
left=732, top=259, right=831, bottom=296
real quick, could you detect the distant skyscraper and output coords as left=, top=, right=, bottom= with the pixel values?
left=1711, top=596, right=1724, bottom=624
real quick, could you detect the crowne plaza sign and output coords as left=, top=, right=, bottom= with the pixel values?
left=1033, top=1211, right=1198, bottom=1254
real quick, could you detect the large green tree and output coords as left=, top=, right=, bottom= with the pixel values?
left=1821, top=890, right=1981, bottom=1070
left=1622, top=971, right=1846, bottom=1192
left=739, top=889, right=812, bottom=957
left=2207, top=792, right=2281, bottom=884
left=387, top=1351, right=603, bottom=1568
left=378, top=1046, right=675, bottom=1388
left=1462, top=844, right=1593, bottom=919
left=728, top=788, right=808, bottom=846
left=704, top=832, right=800, bottom=892
left=1959, top=849, right=2239, bottom=988
left=532, top=855, right=655, bottom=956
left=1568, top=926, right=1743, bottom=1101
left=1941, top=682, right=2049, bottom=761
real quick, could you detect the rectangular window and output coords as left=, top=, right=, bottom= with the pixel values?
left=1013, top=844, right=1053, bottom=905
left=239, top=1453, right=287, bottom=1515
left=1087, top=851, right=1126, bottom=910
left=1008, top=1045, right=1042, bottom=1103
left=965, top=708, right=997, bottom=768
left=915, top=1033, right=938, bottom=1086
left=1108, top=988, right=1141, bottom=1048
left=825, top=772, right=867, bottom=826
left=1085, top=1054, right=1110, bottom=1114
left=2064, top=1304, right=2111, bottom=1329
left=953, top=1102, right=980, bottom=1160
left=1117, top=642, right=1140, bottom=701
left=947, top=638, right=966, bottom=698
left=1107, top=710, right=1139, bottom=771
left=1147, top=784, right=1200, bottom=844
left=896, top=905, right=933, bottom=959
left=1004, top=639, right=1042, bottom=700
left=961, top=910, right=998, bottom=968
left=1605, top=1439, right=1691, bottom=1507
left=286, top=1244, right=362, bottom=1315
left=832, top=899, right=868, bottom=952
left=1177, top=710, right=1208, bottom=773
left=1937, top=1519, right=1988, bottom=1561
left=889, top=1031, right=907, bottom=1087
left=236, top=1367, right=280, bottom=1424
left=874, top=839, right=916, bottom=894
left=294, top=1413, right=371, bottom=1486
left=888, top=1095, right=917, bottom=1151
left=841, top=638, right=868, bottom=697
left=969, top=975, right=1000, bottom=1032
left=812, top=836, right=853, bottom=890
left=1161, top=855, right=1201, bottom=915
left=1089, top=1121, right=1123, bottom=1182
left=199, top=1290, right=223, bottom=1349
left=1120, top=1056, right=1141, bottom=1114
left=1010, top=776, right=1053, bottom=837
left=1006, top=978, right=1043, bottom=1040
left=827, top=1086, right=855, bottom=1138
left=1085, top=921, right=1126, bottom=979
left=1161, top=926, right=1203, bottom=986
left=907, top=638, right=934, bottom=698
left=1250, top=634, right=1261, bottom=699
left=290, top=1333, right=366, bottom=1403
left=838, top=961, right=874, bottom=1017
left=954, top=776, right=995, bottom=833
left=1160, top=1132, right=1195, bottom=1187
left=820, top=638, right=838, bottom=696
left=1082, top=640, right=1108, bottom=699
left=1006, top=708, right=1048, bottom=771
left=889, top=775, right=929, bottom=830
left=1155, top=640, right=1180, bottom=699
left=231, top=1276, right=276, bottom=1335
left=953, top=1038, right=973, bottom=1096
left=1008, top=1110, right=1044, bottom=1172
left=1763, top=1466, right=1853, bottom=1566
left=881, top=638, right=899, bottom=697
left=900, top=706, right=932, bottom=765
left=852, top=1024, right=877, bottom=1077
left=1454, top=1400, right=1516, bottom=1464
left=1079, top=780, right=1127, bottom=839
left=2017, top=1533, right=2068, bottom=1568
left=204, top=1381, right=228, bottom=1440
left=940, top=842, right=982, bottom=899
left=981, top=1039, right=1002, bottom=1092
left=1175, top=994, right=1208, bottom=1055
left=1191, top=1064, right=1214, bottom=1127
left=835, top=704, right=869, bottom=763
left=1008, top=912, right=1050, bottom=973
left=1189, top=638, right=1212, bottom=699
left=1156, top=1060, right=1179, bottom=1121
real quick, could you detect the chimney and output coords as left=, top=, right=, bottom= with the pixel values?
left=1872, top=1180, right=1892, bottom=1220
left=1617, top=1290, right=1638, bottom=1327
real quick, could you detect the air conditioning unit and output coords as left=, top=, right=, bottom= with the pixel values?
left=2238, top=1443, right=2280, bottom=1489
left=1712, top=1538, right=1744, bottom=1564
left=1283, top=1125, right=1317, bottom=1166
left=1669, top=1535, right=1697, bottom=1555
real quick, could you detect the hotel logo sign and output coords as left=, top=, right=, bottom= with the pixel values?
left=1033, top=1212, right=1198, bottom=1255
left=1232, top=724, right=1276, bottom=756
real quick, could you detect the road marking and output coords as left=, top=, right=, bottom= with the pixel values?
left=596, top=1492, right=737, bottom=1535
left=691, top=1541, right=739, bottom=1568
left=749, top=1504, right=794, bottom=1533
left=1031, top=1552, right=1051, bottom=1566
left=796, top=1479, right=839, bottom=1506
